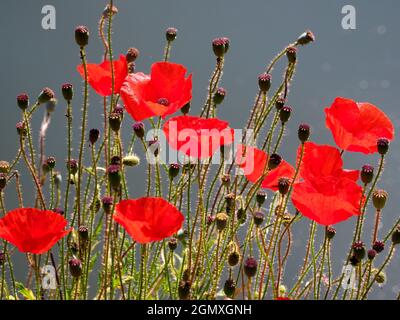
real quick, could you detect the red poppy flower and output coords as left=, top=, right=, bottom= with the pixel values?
left=325, top=97, right=394, bottom=154
left=275, top=297, right=291, bottom=300
left=235, top=145, right=296, bottom=191
left=121, top=62, right=192, bottom=121
left=299, top=142, right=359, bottom=182
left=113, top=197, right=184, bottom=244
left=163, top=115, right=234, bottom=159
left=0, top=208, right=71, bottom=254
left=77, top=54, right=128, bottom=96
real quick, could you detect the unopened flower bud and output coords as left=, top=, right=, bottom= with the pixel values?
left=75, top=25, right=89, bottom=48
left=169, top=164, right=180, bottom=179
left=352, top=241, right=366, bottom=260
left=278, top=177, right=290, bottom=195
left=37, top=87, right=54, bottom=104
left=178, top=280, right=191, bottom=300
left=107, top=164, right=121, bottom=191
left=236, top=208, right=246, bottom=224
left=225, top=193, right=235, bottom=209
left=228, top=251, right=240, bottom=267
left=372, top=189, right=388, bottom=210
left=349, top=254, right=360, bottom=266
left=110, top=155, right=121, bottom=166
left=258, top=73, right=272, bottom=92
left=275, top=97, right=285, bottom=111
left=166, top=27, right=177, bottom=42
left=298, top=124, right=310, bottom=143
left=168, top=237, right=178, bottom=251
left=102, top=196, right=113, bottom=213
left=126, top=47, right=140, bottom=63
left=373, top=240, right=385, bottom=253
left=109, top=112, right=122, bottom=132
left=69, top=258, right=82, bottom=277
left=244, top=257, right=257, bottom=278
left=297, top=30, right=315, bottom=45
left=256, top=191, right=266, bottom=206
left=122, top=154, right=140, bottom=167
left=367, top=249, right=377, bottom=260
left=377, top=137, right=389, bottom=155
left=78, top=225, right=89, bottom=242
left=216, top=212, right=228, bottom=232
left=361, top=165, right=374, bottom=185
left=46, top=156, right=56, bottom=170
left=128, top=62, right=136, bottom=74
left=53, top=207, right=64, bottom=215
left=66, top=159, right=78, bottom=175
left=268, top=153, right=282, bottom=170
left=213, top=87, right=226, bottom=105
left=132, top=122, right=145, bottom=139
left=325, top=226, right=336, bottom=240
left=223, top=278, right=236, bottom=298
left=17, top=93, right=29, bottom=110
left=212, top=37, right=228, bottom=57
left=391, top=225, right=400, bottom=245
left=0, top=173, right=6, bottom=190
left=253, top=211, right=264, bottom=226
left=286, top=46, right=297, bottom=63
left=279, top=106, right=292, bottom=123
left=61, top=83, right=74, bottom=101
left=0, top=161, right=10, bottom=174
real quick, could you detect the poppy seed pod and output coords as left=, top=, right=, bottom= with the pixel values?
left=236, top=208, right=246, bottom=224
left=37, top=87, right=55, bottom=105
left=361, top=165, right=374, bottom=185
left=256, top=191, right=267, bottom=206
left=298, top=124, right=311, bottom=143
left=166, top=27, right=177, bottom=42
left=110, top=156, right=121, bottom=166
left=275, top=97, right=286, bottom=111
left=297, top=30, right=315, bottom=46
left=89, top=128, right=100, bottom=145
left=69, top=258, right=82, bottom=277
left=107, top=164, right=121, bottom=191
left=132, top=122, right=145, bottom=139
left=46, top=156, right=56, bottom=170
left=228, top=250, right=240, bottom=267
left=224, top=279, right=236, bottom=298
left=268, top=153, right=282, bottom=170
left=126, top=47, right=140, bottom=63
left=377, top=137, right=389, bottom=155
left=286, top=46, right=297, bottom=63
left=325, top=226, right=336, bottom=240
left=102, top=196, right=113, bottom=213
left=75, top=25, right=89, bottom=48
left=17, top=93, right=29, bottom=110
left=0, top=161, right=10, bottom=174
left=391, top=225, right=400, bottom=245
left=178, top=280, right=191, bottom=300
left=0, top=173, right=6, bottom=190
left=216, top=212, right=228, bottom=232
left=244, top=257, right=257, bottom=278
left=109, top=112, right=122, bottom=133
left=168, top=164, right=180, bottom=179
left=258, top=73, right=272, bottom=92
left=352, top=241, right=366, bottom=260
left=367, top=249, right=377, bottom=260
left=53, top=207, right=64, bottom=215
left=61, top=83, right=74, bottom=101
left=168, top=237, right=178, bottom=251
left=122, top=154, right=140, bottom=167
left=279, top=106, right=292, bottom=123
left=225, top=193, right=235, bottom=209
left=278, top=177, right=290, bottom=195
left=66, top=159, right=78, bottom=175
left=181, top=102, right=190, bottom=115
left=213, top=87, right=226, bottom=105
left=253, top=211, right=264, bottom=226
left=212, top=37, right=227, bottom=57
left=373, top=240, right=385, bottom=253
left=372, top=189, right=388, bottom=210
left=78, top=225, right=89, bottom=242
left=349, top=254, right=360, bottom=266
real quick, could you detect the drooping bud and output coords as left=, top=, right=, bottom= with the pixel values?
left=244, top=257, right=257, bottom=278
left=298, top=124, right=311, bottom=143
left=213, top=87, right=226, bottom=105
left=278, top=177, right=290, bottom=195
left=66, top=159, right=78, bottom=175
left=372, top=240, right=385, bottom=253
left=258, top=73, right=272, bottom=92
left=69, top=258, right=83, bottom=277
left=17, top=93, right=29, bottom=110
left=377, top=137, right=389, bottom=155
left=268, top=153, right=282, bottom=170
left=132, top=122, right=145, bottom=139
left=107, top=164, right=121, bottom=191
left=352, top=241, right=366, bottom=260
left=279, top=106, right=292, bottom=123
left=89, top=128, right=100, bottom=145
left=256, top=191, right=267, bottom=206
left=168, top=237, right=178, bottom=251
left=122, top=154, right=140, bottom=167
left=223, top=279, right=236, bottom=298
left=166, top=27, right=177, bottom=42
left=391, top=225, right=400, bottom=245
left=325, top=226, right=336, bottom=240
left=360, top=165, right=374, bottom=185
left=0, top=161, right=10, bottom=174
left=75, top=25, right=89, bottom=48
left=372, top=189, right=388, bottom=210
left=253, top=211, right=264, bottom=226
left=126, top=47, right=140, bottom=63
left=168, top=164, right=180, bottom=179
left=286, top=46, right=297, bottom=63
left=297, top=30, right=315, bottom=45
left=37, top=87, right=55, bottom=104
left=61, top=83, right=74, bottom=101
left=216, top=212, right=228, bottom=231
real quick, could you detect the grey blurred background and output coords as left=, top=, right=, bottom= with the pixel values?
left=0, top=0, right=399, bottom=299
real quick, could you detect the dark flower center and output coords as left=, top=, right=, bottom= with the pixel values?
left=157, top=98, right=170, bottom=106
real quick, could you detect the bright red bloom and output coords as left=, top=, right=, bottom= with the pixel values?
left=163, top=115, right=234, bottom=159
left=0, top=208, right=71, bottom=254
left=275, top=297, right=291, bottom=300
left=235, top=145, right=295, bottom=191
left=77, top=54, right=128, bottom=96
left=121, top=62, right=192, bottom=121
left=325, top=97, right=394, bottom=154
left=292, top=142, right=363, bottom=225
left=113, top=197, right=184, bottom=244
